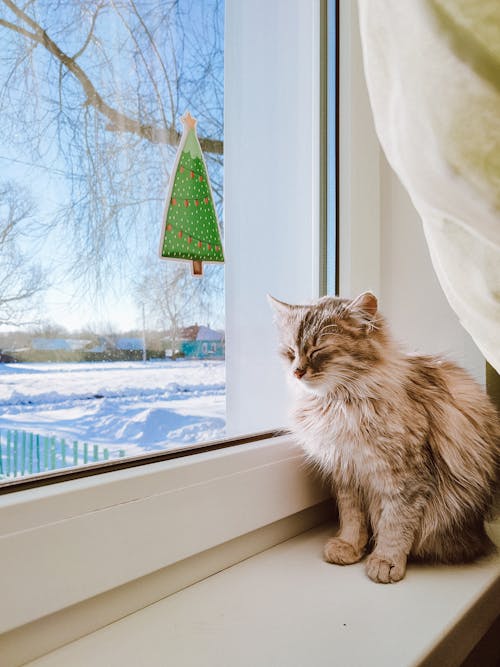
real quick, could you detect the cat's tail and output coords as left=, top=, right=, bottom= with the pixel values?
left=413, top=519, right=496, bottom=564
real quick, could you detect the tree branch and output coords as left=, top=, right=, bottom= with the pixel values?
left=0, top=0, right=223, bottom=154
left=0, top=16, right=36, bottom=41
left=71, top=3, right=102, bottom=61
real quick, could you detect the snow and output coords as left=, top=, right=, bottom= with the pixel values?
left=0, top=360, right=226, bottom=460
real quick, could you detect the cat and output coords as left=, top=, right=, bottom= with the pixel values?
left=269, top=291, right=500, bottom=584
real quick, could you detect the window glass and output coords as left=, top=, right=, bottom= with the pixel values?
left=223, top=0, right=328, bottom=435
left=0, top=0, right=225, bottom=481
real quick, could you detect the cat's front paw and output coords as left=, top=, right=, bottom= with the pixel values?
left=324, top=537, right=364, bottom=565
left=365, top=553, right=406, bottom=583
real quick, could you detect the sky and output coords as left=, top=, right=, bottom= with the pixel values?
left=0, top=139, right=148, bottom=332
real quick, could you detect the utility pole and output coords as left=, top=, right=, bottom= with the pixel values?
left=141, top=303, right=147, bottom=363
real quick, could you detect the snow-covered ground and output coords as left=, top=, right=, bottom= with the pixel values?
left=0, top=360, right=225, bottom=460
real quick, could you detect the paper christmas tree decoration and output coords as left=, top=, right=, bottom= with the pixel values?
left=159, top=112, right=224, bottom=276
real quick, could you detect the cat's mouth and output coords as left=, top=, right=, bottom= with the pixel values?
left=294, top=374, right=327, bottom=395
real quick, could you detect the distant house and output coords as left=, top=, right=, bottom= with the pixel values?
left=31, top=338, right=90, bottom=351
left=25, top=335, right=145, bottom=362
left=115, top=337, right=144, bottom=352
left=86, top=338, right=108, bottom=354
left=179, top=325, right=224, bottom=360
left=86, top=336, right=144, bottom=359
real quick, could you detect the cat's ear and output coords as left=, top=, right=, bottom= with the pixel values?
left=349, top=292, right=378, bottom=317
left=267, top=295, right=296, bottom=324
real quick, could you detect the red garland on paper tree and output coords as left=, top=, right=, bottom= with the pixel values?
left=159, top=112, right=224, bottom=276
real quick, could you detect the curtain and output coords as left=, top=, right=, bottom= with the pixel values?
left=357, top=0, right=500, bottom=373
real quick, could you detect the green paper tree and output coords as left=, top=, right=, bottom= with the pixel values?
left=160, top=112, right=224, bottom=276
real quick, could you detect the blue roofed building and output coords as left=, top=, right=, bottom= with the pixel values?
left=179, top=325, right=224, bottom=360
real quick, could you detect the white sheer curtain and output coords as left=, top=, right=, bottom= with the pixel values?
left=357, top=0, right=500, bottom=372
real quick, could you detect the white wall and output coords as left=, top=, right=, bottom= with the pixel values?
left=379, top=155, right=484, bottom=380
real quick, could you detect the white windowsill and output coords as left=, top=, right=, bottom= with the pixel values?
left=24, top=520, right=500, bottom=667
left=0, top=434, right=332, bottom=664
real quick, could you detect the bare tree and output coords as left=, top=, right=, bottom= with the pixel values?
left=0, top=181, right=47, bottom=325
left=0, top=0, right=224, bottom=302
left=28, top=321, right=69, bottom=339
left=0, top=0, right=222, bottom=153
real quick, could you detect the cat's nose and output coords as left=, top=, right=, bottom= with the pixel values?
left=294, top=367, right=306, bottom=379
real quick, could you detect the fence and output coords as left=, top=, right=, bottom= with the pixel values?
left=0, top=429, right=126, bottom=479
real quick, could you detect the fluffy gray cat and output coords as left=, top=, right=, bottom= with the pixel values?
left=269, top=292, right=499, bottom=583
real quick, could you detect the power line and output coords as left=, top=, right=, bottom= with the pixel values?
left=0, top=154, right=84, bottom=180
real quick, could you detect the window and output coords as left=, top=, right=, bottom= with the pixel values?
left=0, top=0, right=228, bottom=484
left=1, top=5, right=389, bottom=660
left=0, top=0, right=335, bottom=488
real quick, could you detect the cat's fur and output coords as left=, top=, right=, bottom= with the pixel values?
left=269, top=292, right=500, bottom=583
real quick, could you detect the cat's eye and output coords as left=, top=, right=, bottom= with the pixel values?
left=309, top=346, right=327, bottom=360
left=282, top=347, right=295, bottom=361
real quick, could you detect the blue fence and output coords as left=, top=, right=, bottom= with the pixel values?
left=0, top=429, right=126, bottom=479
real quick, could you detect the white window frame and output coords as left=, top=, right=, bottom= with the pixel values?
left=0, top=1, right=484, bottom=663
left=0, top=435, right=329, bottom=632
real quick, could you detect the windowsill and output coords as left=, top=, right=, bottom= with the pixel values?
left=0, top=434, right=332, bottom=664
left=25, top=520, right=500, bottom=667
